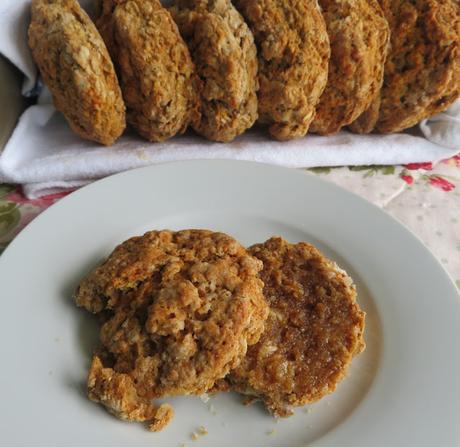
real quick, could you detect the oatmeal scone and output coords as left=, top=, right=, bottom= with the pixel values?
left=352, top=0, right=460, bottom=134
left=76, top=230, right=268, bottom=411
left=233, top=0, right=330, bottom=140
left=309, top=0, right=389, bottom=135
left=96, top=0, right=200, bottom=142
left=28, top=0, right=125, bottom=145
left=228, top=237, right=365, bottom=417
left=170, top=0, right=258, bottom=142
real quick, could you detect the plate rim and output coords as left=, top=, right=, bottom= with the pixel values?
left=1, top=159, right=457, bottom=292
left=1, top=159, right=459, bottom=447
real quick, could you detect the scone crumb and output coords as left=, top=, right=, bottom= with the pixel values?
left=136, top=150, right=150, bottom=161
left=191, top=426, right=208, bottom=440
left=243, top=396, right=257, bottom=406
left=267, top=429, right=276, bottom=436
left=148, top=404, right=174, bottom=432
left=208, top=404, right=217, bottom=415
left=199, top=393, right=210, bottom=404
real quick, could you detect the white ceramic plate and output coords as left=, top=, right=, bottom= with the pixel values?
left=1, top=160, right=459, bottom=447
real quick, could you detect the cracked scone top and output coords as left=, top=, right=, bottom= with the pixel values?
left=310, top=0, right=390, bottom=135
left=28, top=0, right=125, bottom=145
left=96, top=0, right=200, bottom=142
left=75, top=229, right=268, bottom=424
left=228, top=237, right=365, bottom=416
left=351, top=0, right=460, bottom=134
left=233, top=0, right=330, bottom=140
left=170, top=0, right=259, bottom=142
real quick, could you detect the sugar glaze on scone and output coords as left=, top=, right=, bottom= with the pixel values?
left=228, top=237, right=365, bottom=417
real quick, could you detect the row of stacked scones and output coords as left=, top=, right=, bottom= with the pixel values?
left=75, top=230, right=365, bottom=431
left=28, top=0, right=460, bottom=145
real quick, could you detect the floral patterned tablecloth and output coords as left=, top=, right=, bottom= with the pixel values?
left=1, top=157, right=459, bottom=290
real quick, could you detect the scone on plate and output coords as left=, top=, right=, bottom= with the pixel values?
left=227, top=237, right=365, bottom=417
left=96, top=0, right=200, bottom=142
left=233, top=0, right=330, bottom=140
left=310, top=0, right=390, bottom=135
left=28, top=0, right=126, bottom=145
left=170, top=0, right=258, bottom=142
left=351, top=0, right=460, bottom=134
left=75, top=229, right=268, bottom=430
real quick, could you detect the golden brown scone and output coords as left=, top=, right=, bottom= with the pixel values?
left=352, top=0, right=460, bottom=134
left=233, top=0, right=330, bottom=140
left=88, top=356, right=174, bottom=431
left=228, top=237, right=365, bottom=417
left=28, top=0, right=125, bottom=145
left=75, top=230, right=268, bottom=403
left=347, top=0, right=388, bottom=135
left=309, top=0, right=390, bottom=135
left=96, top=0, right=200, bottom=142
left=170, top=0, right=258, bottom=142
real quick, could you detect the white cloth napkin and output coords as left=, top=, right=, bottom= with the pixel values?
left=1, top=0, right=459, bottom=198
left=0, top=1, right=35, bottom=93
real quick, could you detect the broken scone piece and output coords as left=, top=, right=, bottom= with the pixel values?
left=75, top=229, right=268, bottom=430
left=227, top=237, right=365, bottom=416
left=88, top=356, right=174, bottom=432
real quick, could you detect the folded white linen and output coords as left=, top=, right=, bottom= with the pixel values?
left=0, top=0, right=458, bottom=198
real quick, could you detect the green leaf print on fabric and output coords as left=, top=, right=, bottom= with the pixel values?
left=381, top=166, right=396, bottom=175
left=0, top=200, right=20, bottom=240
left=309, top=165, right=397, bottom=176
left=349, top=165, right=395, bottom=177
left=348, top=165, right=371, bottom=172
left=0, top=185, right=15, bottom=200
